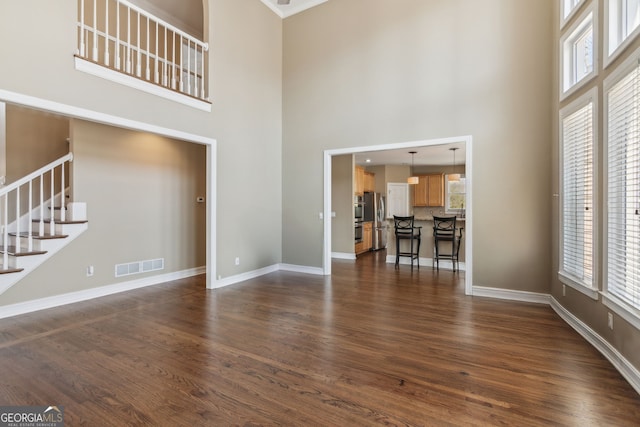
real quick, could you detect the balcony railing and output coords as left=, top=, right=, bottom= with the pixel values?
left=77, top=0, right=209, bottom=102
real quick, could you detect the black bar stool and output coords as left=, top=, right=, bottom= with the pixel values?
left=432, top=216, right=463, bottom=272
left=394, top=215, right=421, bottom=269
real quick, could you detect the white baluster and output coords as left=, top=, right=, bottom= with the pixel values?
left=116, top=0, right=121, bottom=69
left=92, top=0, right=98, bottom=61
left=154, top=20, right=159, bottom=83
left=186, top=38, right=190, bottom=95
left=126, top=6, right=131, bottom=74
left=146, top=16, right=150, bottom=80
left=179, top=35, right=184, bottom=93
left=194, top=43, right=198, bottom=98
left=163, top=26, right=168, bottom=87
left=79, top=0, right=86, bottom=56
left=105, top=0, right=110, bottom=66
left=27, top=181, right=33, bottom=252
left=171, top=31, right=176, bottom=90
left=136, top=11, right=141, bottom=77
left=39, top=174, right=44, bottom=236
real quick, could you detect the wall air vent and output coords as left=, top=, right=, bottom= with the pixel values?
left=115, top=258, right=164, bottom=278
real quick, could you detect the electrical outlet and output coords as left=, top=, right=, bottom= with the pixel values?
left=235, top=257, right=240, bottom=266
left=87, top=265, right=94, bottom=277
left=608, top=312, right=614, bottom=330
left=562, top=285, right=566, bottom=297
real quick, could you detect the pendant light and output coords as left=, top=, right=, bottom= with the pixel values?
left=449, top=147, right=460, bottom=182
left=407, top=151, right=419, bottom=185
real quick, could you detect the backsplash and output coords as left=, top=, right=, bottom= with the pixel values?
left=413, top=206, right=446, bottom=217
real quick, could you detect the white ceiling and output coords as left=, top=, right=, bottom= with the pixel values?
left=354, top=142, right=466, bottom=167
left=260, top=0, right=329, bottom=18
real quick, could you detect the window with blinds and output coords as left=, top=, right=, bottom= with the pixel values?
left=561, top=7, right=597, bottom=99
left=606, top=58, right=640, bottom=311
left=560, top=94, right=595, bottom=293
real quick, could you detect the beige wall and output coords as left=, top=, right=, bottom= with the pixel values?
left=5, top=106, right=70, bottom=183
left=552, top=2, right=640, bottom=369
left=0, top=103, right=5, bottom=185
left=282, top=0, right=554, bottom=294
left=331, top=154, right=354, bottom=254
left=0, top=0, right=283, bottom=302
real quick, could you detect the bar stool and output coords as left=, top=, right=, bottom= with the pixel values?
left=394, top=215, right=421, bottom=269
left=432, top=216, right=463, bottom=272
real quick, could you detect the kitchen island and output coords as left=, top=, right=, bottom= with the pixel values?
left=386, top=217, right=466, bottom=270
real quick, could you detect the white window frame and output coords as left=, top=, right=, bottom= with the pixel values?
left=445, top=175, right=466, bottom=215
left=561, top=0, right=588, bottom=29
left=559, top=87, right=599, bottom=299
left=603, top=46, right=640, bottom=330
left=605, top=0, right=640, bottom=66
left=560, top=5, right=598, bottom=100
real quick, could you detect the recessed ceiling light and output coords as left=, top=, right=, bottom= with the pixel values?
left=365, top=159, right=371, bottom=163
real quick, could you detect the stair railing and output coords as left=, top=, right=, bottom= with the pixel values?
left=0, top=154, right=73, bottom=268
left=76, top=0, right=209, bottom=101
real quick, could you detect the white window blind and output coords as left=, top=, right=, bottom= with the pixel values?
left=607, top=61, right=640, bottom=309
left=561, top=101, right=594, bottom=288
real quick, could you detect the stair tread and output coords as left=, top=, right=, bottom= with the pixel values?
left=9, top=232, right=69, bottom=239
left=32, top=219, right=88, bottom=225
left=0, top=267, right=24, bottom=275
left=0, top=246, right=47, bottom=256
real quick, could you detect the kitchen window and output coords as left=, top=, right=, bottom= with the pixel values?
left=561, top=7, right=597, bottom=99
left=559, top=88, right=597, bottom=298
left=603, top=48, right=640, bottom=329
left=606, top=0, right=640, bottom=64
left=445, top=176, right=466, bottom=215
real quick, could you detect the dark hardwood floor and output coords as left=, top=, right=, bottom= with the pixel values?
left=1, top=251, right=639, bottom=426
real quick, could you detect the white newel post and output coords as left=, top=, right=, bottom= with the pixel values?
left=2, top=195, right=7, bottom=268
left=27, top=181, right=33, bottom=252
left=15, top=188, right=20, bottom=250
left=60, top=163, right=66, bottom=223
left=49, top=169, right=55, bottom=236
left=39, top=174, right=44, bottom=236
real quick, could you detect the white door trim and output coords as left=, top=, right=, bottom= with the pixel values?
left=323, top=135, right=473, bottom=295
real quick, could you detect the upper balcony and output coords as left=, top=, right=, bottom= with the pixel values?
left=75, top=0, right=210, bottom=111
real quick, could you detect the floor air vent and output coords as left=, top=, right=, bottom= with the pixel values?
left=115, top=258, right=164, bottom=277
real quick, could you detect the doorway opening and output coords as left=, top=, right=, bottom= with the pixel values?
left=323, top=135, right=473, bottom=295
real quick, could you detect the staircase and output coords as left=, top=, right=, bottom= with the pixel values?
left=0, top=154, right=88, bottom=294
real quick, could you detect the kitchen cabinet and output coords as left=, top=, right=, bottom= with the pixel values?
left=354, top=167, right=375, bottom=195
left=354, top=166, right=365, bottom=196
left=364, top=172, right=375, bottom=192
left=413, top=174, right=445, bottom=207
left=355, top=241, right=364, bottom=254
left=363, top=222, right=373, bottom=251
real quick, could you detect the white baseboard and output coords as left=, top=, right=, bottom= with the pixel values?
left=0, top=266, right=205, bottom=319
left=472, top=286, right=551, bottom=305
left=278, top=263, right=325, bottom=275
left=210, top=264, right=280, bottom=289
left=385, top=255, right=466, bottom=272
left=550, top=297, right=640, bottom=395
left=332, top=252, right=356, bottom=260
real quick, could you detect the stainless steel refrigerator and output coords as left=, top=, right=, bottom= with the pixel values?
left=364, top=192, right=387, bottom=250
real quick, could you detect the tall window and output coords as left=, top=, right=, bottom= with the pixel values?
left=562, top=0, right=587, bottom=25
left=561, top=8, right=597, bottom=98
left=606, top=56, right=640, bottom=314
left=560, top=92, right=596, bottom=295
left=607, top=0, right=640, bottom=59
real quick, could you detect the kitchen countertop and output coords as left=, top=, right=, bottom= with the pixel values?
left=410, top=216, right=466, bottom=222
